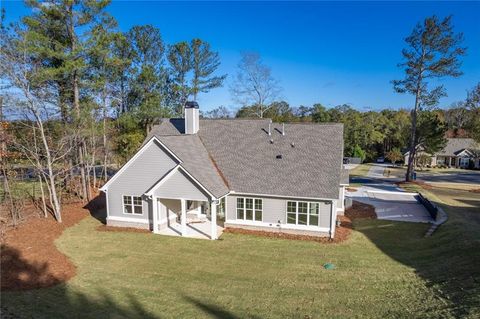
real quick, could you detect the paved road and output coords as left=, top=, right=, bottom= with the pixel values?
left=417, top=171, right=480, bottom=184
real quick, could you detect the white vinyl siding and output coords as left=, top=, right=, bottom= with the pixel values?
left=236, top=197, right=262, bottom=221
left=123, top=195, right=143, bottom=215
left=286, top=201, right=320, bottom=226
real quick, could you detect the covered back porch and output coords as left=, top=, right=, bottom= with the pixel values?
left=145, top=165, right=225, bottom=240
left=152, top=198, right=223, bottom=240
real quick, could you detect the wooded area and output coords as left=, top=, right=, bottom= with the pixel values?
left=1, top=1, right=479, bottom=226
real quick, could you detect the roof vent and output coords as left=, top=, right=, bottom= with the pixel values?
left=268, top=122, right=272, bottom=136
left=291, top=142, right=295, bottom=148
left=276, top=154, right=282, bottom=159
left=282, top=123, right=285, bottom=136
left=270, top=139, right=274, bottom=144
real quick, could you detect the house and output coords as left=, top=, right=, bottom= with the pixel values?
left=100, top=102, right=348, bottom=240
left=403, top=138, right=480, bottom=169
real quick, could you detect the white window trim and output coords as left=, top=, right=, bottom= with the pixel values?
left=285, top=200, right=321, bottom=227
left=236, top=197, right=263, bottom=222
left=218, top=197, right=226, bottom=217
left=122, top=195, right=144, bottom=215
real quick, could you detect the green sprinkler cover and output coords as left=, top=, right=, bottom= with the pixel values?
left=323, top=263, right=335, bottom=270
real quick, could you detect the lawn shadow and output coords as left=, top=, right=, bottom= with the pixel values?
left=83, top=193, right=107, bottom=224
left=1, top=245, right=160, bottom=318
left=183, top=295, right=261, bottom=319
left=354, top=196, right=480, bottom=317
left=1, top=244, right=63, bottom=290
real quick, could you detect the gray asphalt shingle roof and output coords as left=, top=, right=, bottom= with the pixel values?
left=152, top=134, right=229, bottom=198
left=341, top=169, right=349, bottom=185
left=438, top=138, right=478, bottom=156
left=148, top=118, right=344, bottom=199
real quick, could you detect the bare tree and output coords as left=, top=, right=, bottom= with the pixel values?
left=0, top=34, right=67, bottom=222
left=230, top=52, right=282, bottom=118
left=202, top=106, right=232, bottom=119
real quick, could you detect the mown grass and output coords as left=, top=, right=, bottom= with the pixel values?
left=3, top=186, right=480, bottom=318
left=349, top=163, right=372, bottom=177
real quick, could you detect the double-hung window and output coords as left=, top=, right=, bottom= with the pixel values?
left=123, top=195, right=143, bottom=215
left=236, top=197, right=262, bottom=221
left=286, top=201, right=320, bottom=226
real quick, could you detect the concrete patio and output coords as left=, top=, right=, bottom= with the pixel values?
left=346, top=184, right=433, bottom=223
left=157, top=220, right=224, bottom=240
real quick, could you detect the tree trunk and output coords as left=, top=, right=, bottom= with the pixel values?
left=406, top=93, right=420, bottom=182
left=37, top=117, right=62, bottom=222
left=38, top=174, right=48, bottom=218
left=103, top=103, right=108, bottom=182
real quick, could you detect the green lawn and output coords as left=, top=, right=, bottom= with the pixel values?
left=349, top=163, right=372, bottom=177
left=3, top=192, right=480, bottom=318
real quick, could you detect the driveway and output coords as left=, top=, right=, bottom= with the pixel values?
left=346, top=184, right=433, bottom=223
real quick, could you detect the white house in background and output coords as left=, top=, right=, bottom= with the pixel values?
left=403, top=138, right=480, bottom=169
left=100, top=102, right=348, bottom=240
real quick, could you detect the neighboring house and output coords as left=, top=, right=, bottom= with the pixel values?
left=100, top=102, right=348, bottom=240
left=403, top=138, right=480, bottom=169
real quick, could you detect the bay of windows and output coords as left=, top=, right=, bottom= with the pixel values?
left=287, top=201, right=320, bottom=226
left=236, top=197, right=262, bottom=221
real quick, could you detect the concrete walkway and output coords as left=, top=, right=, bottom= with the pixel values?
left=366, top=164, right=386, bottom=179
left=346, top=184, right=433, bottom=223
left=157, top=220, right=224, bottom=240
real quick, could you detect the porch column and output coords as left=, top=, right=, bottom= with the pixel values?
left=180, top=199, right=187, bottom=236
left=210, top=201, right=218, bottom=240
left=152, top=196, right=159, bottom=234
left=449, top=157, right=452, bottom=167
left=330, top=200, right=337, bottom=239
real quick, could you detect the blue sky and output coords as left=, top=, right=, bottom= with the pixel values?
left=2, top=1, right=480, bottom=112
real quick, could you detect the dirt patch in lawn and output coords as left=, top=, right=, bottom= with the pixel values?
left=1, top=203, right=89, bottom=291
left=225, top=201, right=376, bottom=243
left=96, top=225, right=151, bottom=234
left=345, top=200, right=377, bottom=220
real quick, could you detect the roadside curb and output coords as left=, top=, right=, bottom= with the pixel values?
left=424, top=206, right=448, bottom=237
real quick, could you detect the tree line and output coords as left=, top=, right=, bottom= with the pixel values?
left=0, top=0, right=226, bottom=222
left=1, top=2, right=479, bottom=224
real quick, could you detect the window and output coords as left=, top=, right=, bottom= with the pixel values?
left=219, top=197, right=226, bottom=218
left=236, top=197, right=262, bottom=221
left=123, top=195, right=143, bottom=215
left=236, top=198, right=244, bottom=219
left=460, top=157, right=469, bottom=167
left=286, top=201, right=321, bottom=226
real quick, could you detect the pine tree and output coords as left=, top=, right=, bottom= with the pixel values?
left=190, top=38, right=226, bottom=101
left=392, top=15, right=466, bottom=181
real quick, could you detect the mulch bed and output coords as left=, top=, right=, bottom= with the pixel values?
left=96, top=225, right=151, bottom=233
left=224, top=201, right=377, bottom=244
left=1, top=203, right=89, bottom=291
left=346, top=187, right=358, bottom=192
left=469, top=189, right=480, bottom=193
